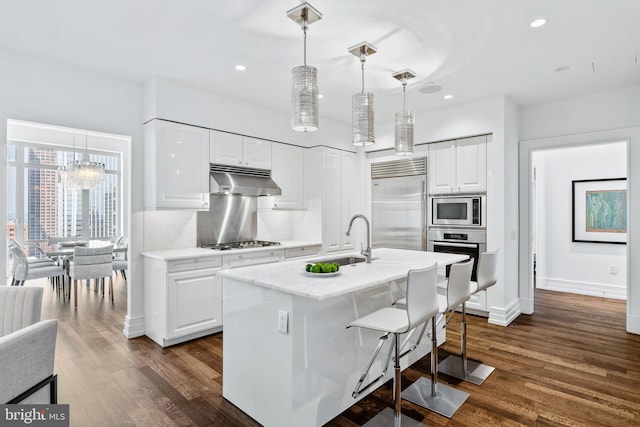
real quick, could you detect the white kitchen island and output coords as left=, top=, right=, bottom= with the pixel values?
left=219, top=248, right=468, bottom=427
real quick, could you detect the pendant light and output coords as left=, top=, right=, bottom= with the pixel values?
left=392, top=69, right=416, bottom=155
left=349, top=42, right=377, bottom=146
left=287, top=2, right=322, bottom=132
left=57, top=131, right=105, bottom=190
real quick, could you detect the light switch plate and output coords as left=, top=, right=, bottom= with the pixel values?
left=277, top=310, right=289, bottom=334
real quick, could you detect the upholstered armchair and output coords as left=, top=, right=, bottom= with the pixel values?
left=0, top=287, right=59, bottom=404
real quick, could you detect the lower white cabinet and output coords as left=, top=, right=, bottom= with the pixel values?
left=284, top=245, right=320, bottom=260
left=144, top=254, right=222, bottom=347
left=222, top=249, right=285, bottom=269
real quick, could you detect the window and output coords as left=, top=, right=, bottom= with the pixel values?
left=7, top=141, right=122, bottom=255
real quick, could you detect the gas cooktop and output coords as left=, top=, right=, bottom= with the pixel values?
left=200, top=240, right=281, bottom=251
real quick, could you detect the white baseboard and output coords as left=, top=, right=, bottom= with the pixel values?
left=488, top=299, right=521, bottom=326
left=538, top=277, right=626, bottom=300
left=123, top=314, right=145, bottom=338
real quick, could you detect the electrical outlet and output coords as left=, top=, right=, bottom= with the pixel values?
left=277, top=310, right=289, bottom=334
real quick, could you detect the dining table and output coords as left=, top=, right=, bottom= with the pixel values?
left=46, top=239, right=127, bottom=258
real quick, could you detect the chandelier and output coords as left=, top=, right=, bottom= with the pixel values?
left=287, top=2, right=322, bottom=132
left=58, top=131, right=105, bottom=190
left=393, top=69, right=416, bottom=155
left=349, top=42, right=377, bottom=146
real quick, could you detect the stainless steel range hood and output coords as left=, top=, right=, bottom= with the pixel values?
left=209, top=164, right=282, bottom=197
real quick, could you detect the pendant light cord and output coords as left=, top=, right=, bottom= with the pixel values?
left=402, top=80, right=407, bottom=112
left=302, top=8, right=309, bottom=66
left=360, top=48, right=366, bottom=93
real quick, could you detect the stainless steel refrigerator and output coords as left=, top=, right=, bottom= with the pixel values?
left=371, top=157, right=427, bottom=250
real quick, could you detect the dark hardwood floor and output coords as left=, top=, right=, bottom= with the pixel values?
left=31, top=277, right=640, bottom=426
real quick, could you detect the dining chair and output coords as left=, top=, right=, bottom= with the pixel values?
left=67, top=245, right=114, bottom=308
left=8, top=243, right=65, bottom=290
left=112, top=236, right=128, bottom=281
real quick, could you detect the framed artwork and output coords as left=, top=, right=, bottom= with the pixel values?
left=572, top=178, right=627, bottom=244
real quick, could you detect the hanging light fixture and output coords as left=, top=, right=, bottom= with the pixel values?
left=57, top=131, right=105, bottom=190
left=392, top=69, right=416, bottom=156
left=349, top=42, right=377, bottom=146
left=287, top=2, right=322, bottom=132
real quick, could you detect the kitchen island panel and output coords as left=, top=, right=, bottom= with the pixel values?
left=222, top=275, right=443, bottom=427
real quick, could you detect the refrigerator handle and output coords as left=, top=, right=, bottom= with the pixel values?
left=422, top=180, right=427, bottom=251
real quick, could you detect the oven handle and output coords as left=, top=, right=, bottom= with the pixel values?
left=433, top=241, right=479, bottom=249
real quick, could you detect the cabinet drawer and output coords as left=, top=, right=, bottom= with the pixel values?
left=285, top=245, right=320, bottom=259
left=167, top=256, right=222, bottom=273
left=223, top=249, right=285, bottom=269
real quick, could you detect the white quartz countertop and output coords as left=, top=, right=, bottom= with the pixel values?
left=218, top=248, right=468, bottom=300
left=141, top=240, right=321, bottom=261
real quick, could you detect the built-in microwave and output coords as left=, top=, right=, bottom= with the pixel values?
left=430, top=195, right=485, bottom=227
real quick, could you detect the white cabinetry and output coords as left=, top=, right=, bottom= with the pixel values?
left=210, top=131, right=272, bottom=169
left=144, top=254, right=222, bottom=347
left=285, top=245, right=320, bottom=260
left=271, top=143, right=304, bottom=209
left=222, top=248, right=285, bottom=269
left=304, top=147, right=357, bottom=254
left=144, top=119, right=210, bottom=210
left=428, top=135, right=486, bottom=194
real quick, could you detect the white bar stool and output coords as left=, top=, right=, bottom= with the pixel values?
left=346, top=263, right=439, bottom=427
left=401, top=259, right=473, bottom=419
left=439, top=250, right=499, bottom=385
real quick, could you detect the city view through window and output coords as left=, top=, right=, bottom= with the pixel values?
left=7, top=142, right=121, bottom=257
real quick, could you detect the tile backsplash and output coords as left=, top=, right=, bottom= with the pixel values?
left=143, top=210, right=197, bottom=251
left=143, top=207, right=301, bottom=251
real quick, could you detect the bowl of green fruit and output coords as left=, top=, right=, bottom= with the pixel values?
left=305, top=262, right=341, bottom=277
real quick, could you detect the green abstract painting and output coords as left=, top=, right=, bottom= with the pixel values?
left=585, top=190, right=626, bottom=233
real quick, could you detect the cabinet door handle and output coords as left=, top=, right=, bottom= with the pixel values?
left=194, top=258, right=199, bottom=262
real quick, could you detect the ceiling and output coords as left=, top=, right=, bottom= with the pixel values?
left=1, top=0, right=639, bottom=126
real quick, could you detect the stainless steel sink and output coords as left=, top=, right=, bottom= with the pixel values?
left=317, top=256, right=366, bottom=266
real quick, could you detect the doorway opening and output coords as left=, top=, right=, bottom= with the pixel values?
left=520, top=135, right=629, bottom=316
left=5, top=119, right=131, bottom=311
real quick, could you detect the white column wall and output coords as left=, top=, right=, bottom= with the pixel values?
left=0, top=47, right=146, bottom=337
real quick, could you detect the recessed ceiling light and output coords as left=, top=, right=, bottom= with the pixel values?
left=530, top=18, right=547, bottom=28
left=555, top=66, right=571, bottom=72
left=235, top=64, right=247, bottom=71
left=443, top=94, right=453, bottom=100
left=318, top=93, right=324, bottom=99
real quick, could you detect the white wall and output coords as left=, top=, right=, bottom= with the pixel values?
left=520, top=85, right=640, bottom=334
left=534, top=143, right=627, bottom=299
left=145, top=77, right=352, bottom=150
left=0, top=47, right=146, bottom=338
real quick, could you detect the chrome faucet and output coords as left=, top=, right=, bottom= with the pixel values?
left=345, top=214, right=372, bottom=263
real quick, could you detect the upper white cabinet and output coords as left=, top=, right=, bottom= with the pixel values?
left=428, top=135, right=486, bottom=194
left=144, top=119, right=210, bottom=210
left=271, top=143, right=304, bottom=210
left=210, top=130, right=272, bottom=170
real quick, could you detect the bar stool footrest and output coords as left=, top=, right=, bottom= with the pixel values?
left=362, top=407, right=424, bottom=427
left=401, top=377, right=469, bottom=418
left=438, top=355, right=495, bottom=385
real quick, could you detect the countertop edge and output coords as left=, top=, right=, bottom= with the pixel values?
left=141, top=240, right=322, bottom=261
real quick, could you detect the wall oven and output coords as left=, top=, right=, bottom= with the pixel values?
left=427, top=229, right=486, bottom=281
left=430, top=195, right=485, bottom=227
